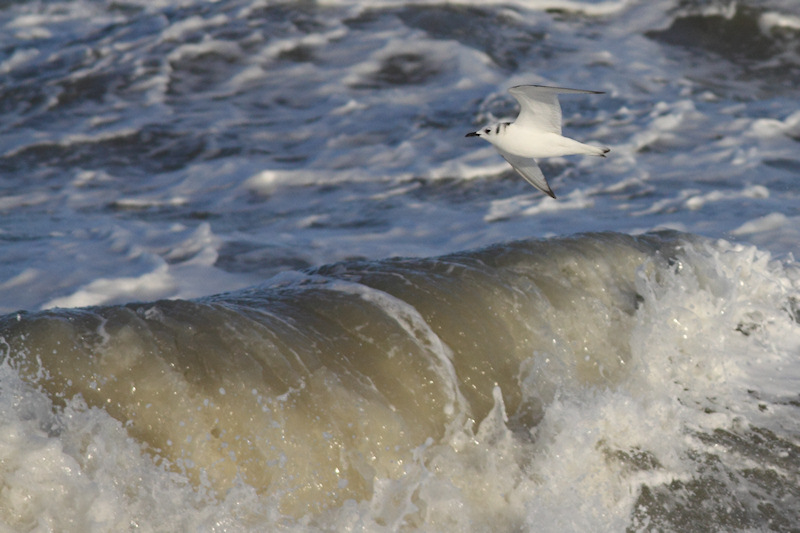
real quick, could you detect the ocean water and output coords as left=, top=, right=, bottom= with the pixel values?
left=1, top=0, right=799, bottom=531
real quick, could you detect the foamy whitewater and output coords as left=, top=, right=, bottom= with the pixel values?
left=1, top=0, right=799, bottom=531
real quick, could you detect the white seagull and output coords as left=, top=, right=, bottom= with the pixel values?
left=466, top=85, right=610, bottom=198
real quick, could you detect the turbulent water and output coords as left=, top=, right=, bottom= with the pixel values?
left=1, top=0, right=800, bottom=531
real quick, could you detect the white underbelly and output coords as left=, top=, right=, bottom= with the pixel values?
left=493, top=129, right=597, bottom=158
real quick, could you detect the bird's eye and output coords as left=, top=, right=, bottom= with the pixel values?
left=484, top=129, right=491, bottom=134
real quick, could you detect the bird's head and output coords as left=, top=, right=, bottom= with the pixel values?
left=465, top=127, right=492, bottom=139
left=466, top=123, right=508, bottom=140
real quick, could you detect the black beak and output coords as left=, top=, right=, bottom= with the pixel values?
left=465, top=132, right=479, bottom=137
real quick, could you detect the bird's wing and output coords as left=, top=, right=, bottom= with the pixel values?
left=497, top=148, right=556, bottom=198
left=508, top=85, right=603, bottom=135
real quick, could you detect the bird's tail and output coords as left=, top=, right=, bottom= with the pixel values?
left=593, top=146, right=611, bottom=157
left=573, top=140, right=610, bottom=158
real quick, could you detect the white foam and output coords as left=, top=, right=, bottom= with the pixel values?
left=0, top=361, right=277, bottom=531
left=161, top=14, right=230, bottom=42
left=745, top=110, right=800, bottom=139
left=731, top=213, right=800, bottom=256
left=38, top=224, right=254, bottom=310
left=760, top=11, right=800, bottom=32
left=0, top=48, right=39, bottom=74
left=732, top=212, right=790, bottom=236
left=484, top=189, right=595, bottom=221
left=43, top=264, right=176, bottom=308
left=684, top=184, right=769, bottom=210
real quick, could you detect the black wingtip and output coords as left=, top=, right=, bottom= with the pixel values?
left=511, top=84, right=605, bottom=95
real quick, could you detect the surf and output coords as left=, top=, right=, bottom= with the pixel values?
left=2, top=231, right=798, bottom=529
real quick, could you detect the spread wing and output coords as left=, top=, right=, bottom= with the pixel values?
left=497, top=148, right=555, bottom=198
left=508, top=85, right=603, bottom=135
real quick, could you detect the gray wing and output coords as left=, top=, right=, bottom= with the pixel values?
left=508, top=85, right=603, bottom=135
left=497, top=148, right=556, bottom=198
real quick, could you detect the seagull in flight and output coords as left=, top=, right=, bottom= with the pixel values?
left=466, top=85, right=610, bottom=198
